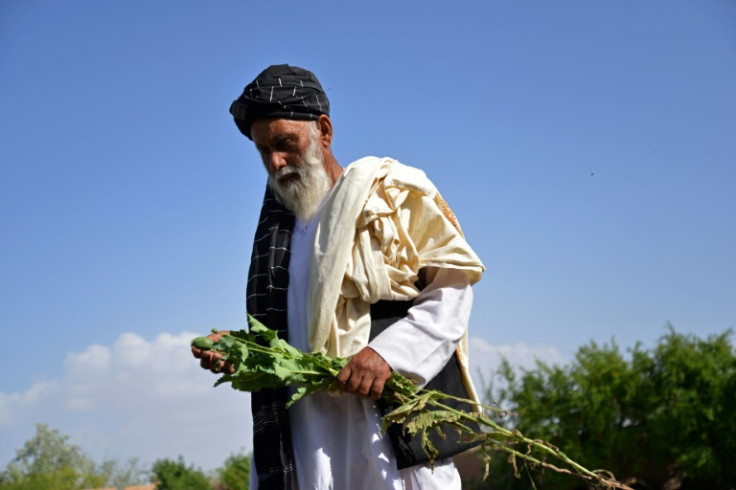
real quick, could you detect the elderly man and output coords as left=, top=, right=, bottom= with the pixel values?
left=193, top=64, right=484, bottom=490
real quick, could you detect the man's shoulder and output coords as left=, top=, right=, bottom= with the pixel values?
left=345, top=156, right=437, bottom=197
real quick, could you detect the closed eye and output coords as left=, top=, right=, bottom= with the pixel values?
left=272, top=134, right=298, bottom=151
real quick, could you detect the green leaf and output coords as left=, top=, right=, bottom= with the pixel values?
left=247, top=314, right=276, bottom=340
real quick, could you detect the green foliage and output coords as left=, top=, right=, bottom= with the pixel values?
left=482, top=327, right=736, bottom=489
left=0, top=423, right=108, bottom=490
left=151, top=456, right=210, bottom=490
left=98, top=457, right=150, bottom=488
left=216, top=452, right=251, bottom=490
left=208, top=316, right=627, bottom=488
left=209, top=314, right=354, bottom=406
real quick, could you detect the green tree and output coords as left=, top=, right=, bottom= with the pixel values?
left=479, top=327, right=736, bottom=490
left=151, top=456, right=210, bottom=490
left=0, top=423, right=108, bottom=490
left=216, top=452, right=250, bottom=490
left=97, top=457, right=150, bottom=489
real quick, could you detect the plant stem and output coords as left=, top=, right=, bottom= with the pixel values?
left=210, top=329, right=632, bottom=490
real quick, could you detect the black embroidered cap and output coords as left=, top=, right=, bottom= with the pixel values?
left=229, top=64, right=330, bottom=140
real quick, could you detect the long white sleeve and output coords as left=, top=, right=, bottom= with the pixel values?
left=368, top=267, right=473, bottom=388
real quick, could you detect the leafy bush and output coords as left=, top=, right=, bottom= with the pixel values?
left=0, top=423, right=108, bottom=490
left=479, top=327, right=736, bottom=489
left=151, top=456, right=210, bottom=490
left=216, top=452, right=250, bottom=490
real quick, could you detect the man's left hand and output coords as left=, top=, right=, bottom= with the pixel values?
left=337, top=347, right=391, bottom=401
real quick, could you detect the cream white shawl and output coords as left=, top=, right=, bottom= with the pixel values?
left=306, top=157, right=485, bottom=398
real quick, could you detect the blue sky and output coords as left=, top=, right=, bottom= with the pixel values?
left=1, top=0, right=735, bottom=473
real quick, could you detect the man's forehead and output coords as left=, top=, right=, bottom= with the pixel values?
left=250, top=118, right=311, bottom=143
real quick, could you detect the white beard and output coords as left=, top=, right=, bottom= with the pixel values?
left=268, top=130, right=333, bottom=222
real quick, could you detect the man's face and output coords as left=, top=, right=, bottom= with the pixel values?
left=250, top=118, right=332, bottom=221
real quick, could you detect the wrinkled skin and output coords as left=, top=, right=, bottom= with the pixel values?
left=336, top=347, right=392, bottom=400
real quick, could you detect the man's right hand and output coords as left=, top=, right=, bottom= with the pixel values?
left=191, top=331, right=235, bottom=374
left=337, top=347, right=392, bottom=401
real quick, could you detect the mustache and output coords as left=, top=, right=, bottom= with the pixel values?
left=274, top=165, right=303, bottom=182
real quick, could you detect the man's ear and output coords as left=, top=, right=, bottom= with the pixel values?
left=317, top=114, right=333, bottom=147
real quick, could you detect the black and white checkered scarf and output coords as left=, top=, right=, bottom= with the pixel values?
left=246, top=186, right=297, bottom=489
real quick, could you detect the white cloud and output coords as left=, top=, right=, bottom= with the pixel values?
left=0, top=381, right=58, bottom=425
left=0, top=331, right=252, bottom=472
left=65, top=344, right=112, bottom=374
left=113, top=333, right=152, bottom=369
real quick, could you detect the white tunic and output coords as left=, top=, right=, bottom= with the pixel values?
left=250, top=202, right=472, bottom=489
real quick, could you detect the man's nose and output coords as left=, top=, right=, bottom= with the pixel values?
left=268, top=153, right=289, bottom=173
